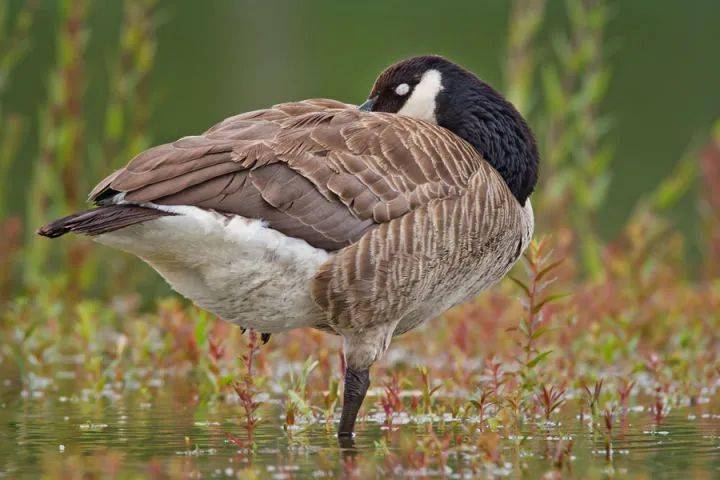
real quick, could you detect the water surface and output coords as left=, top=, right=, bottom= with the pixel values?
left=3, top=374, right=720, bottom=478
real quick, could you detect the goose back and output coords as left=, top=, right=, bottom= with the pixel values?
left=90, top=99, right=485, bottom=251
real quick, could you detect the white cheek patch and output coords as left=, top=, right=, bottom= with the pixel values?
left=397, top=69, right=443, bottom=124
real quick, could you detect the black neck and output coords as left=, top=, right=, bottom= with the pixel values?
left=437, top=82, right=539, bottom=206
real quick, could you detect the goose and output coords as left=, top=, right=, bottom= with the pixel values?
left=39, top=55, right=538, bottom=439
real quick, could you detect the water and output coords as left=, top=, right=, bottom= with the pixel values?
left=3, top=375, right=720, bottom=478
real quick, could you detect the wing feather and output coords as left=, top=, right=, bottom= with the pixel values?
left=89, top=99, right=486, bottom=251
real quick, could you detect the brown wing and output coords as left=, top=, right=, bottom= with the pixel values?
left=89, top=98, right=484, bottom=250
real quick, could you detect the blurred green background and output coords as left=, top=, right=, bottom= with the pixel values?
left=1, top=0, right=719, bottom=298
left=5, top=1, right=719, bottom=232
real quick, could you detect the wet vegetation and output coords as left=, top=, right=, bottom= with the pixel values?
left=2, top=0, right=720, bottom=478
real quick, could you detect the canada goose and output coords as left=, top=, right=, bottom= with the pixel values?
left=39, top=55, right=538, bottom=438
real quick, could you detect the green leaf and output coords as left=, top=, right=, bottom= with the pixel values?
left=527, top=350, right=553, bottom=369
left=532, top=293, right=571, bottom=314
left=651, top=154, right=697, bottom=211
left=531, top=326, right=551, bottom=340
left=194, top=311, right=209, bottom=348
left=518, top=321, right=530, bottom=336
left=535, top=259, right=564, bottom=283
left=509, top=276, right=531, bottom=297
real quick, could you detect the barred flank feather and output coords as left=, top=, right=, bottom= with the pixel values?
left=37, top=205, right=171, bottom=238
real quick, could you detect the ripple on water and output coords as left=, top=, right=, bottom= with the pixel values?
left=3, top=391, right=720, bottom=477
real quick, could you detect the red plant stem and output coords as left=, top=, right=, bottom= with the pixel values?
left=246, top=330, right=258, bottom=377
left=522, top=244, right=544, bottom=367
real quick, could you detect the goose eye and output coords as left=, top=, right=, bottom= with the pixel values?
left=395, top=83, right=410, bottom=96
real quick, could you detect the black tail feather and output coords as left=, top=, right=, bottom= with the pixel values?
left=37, top=205, right=172, bottom=238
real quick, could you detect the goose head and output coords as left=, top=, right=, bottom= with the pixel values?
left=360, top=55, right=539, bottom=206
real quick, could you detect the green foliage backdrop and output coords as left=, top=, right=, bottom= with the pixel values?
left=1, top=0, right=719, bottom=301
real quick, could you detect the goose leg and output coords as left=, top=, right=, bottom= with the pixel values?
left=240, top=329, right=271, bottom=345
left=337, top=323, right=397, bottom=440
left=338, top=367, right=370, bottom=437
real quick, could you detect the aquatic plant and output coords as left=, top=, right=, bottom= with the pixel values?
left=283, top=357, right=320, bottom=429
left=468, top=387, right=495, bottom=427
left=535, top=384, right=566, bottom=421
left=232, top=330, right=264, bottom=445
left=418, top=365, right=442, bottom=416
left=581, top=378, right=603, bottom=420
left=380, top=373, right=404, bottom=428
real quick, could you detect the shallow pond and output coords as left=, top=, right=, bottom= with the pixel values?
left=2, top=375, right=720, bottom=479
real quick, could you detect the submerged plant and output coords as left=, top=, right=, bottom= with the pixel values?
left=602, top=404, right=615, bottom=458
left=548, top=437, right=574, bottom=476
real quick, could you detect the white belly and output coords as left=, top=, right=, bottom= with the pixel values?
left=94, top=206, right=329, bottom=332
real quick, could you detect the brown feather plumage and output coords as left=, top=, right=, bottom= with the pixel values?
left=82, top=98, right=531, bottom=334
left=88, top=99, right=487, bottom=251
